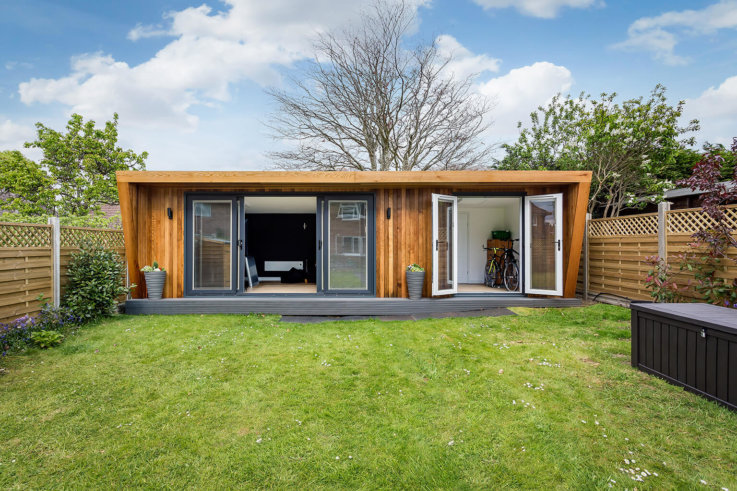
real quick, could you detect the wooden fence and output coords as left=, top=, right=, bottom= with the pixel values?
left=578, top=203, right=737, bottom=302
left=0, top=221, right=125, bottom=323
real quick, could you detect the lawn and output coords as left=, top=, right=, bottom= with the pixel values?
left=1, top=305, right=736, bottom=489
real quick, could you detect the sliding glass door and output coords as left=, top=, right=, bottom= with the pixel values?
left=185, top=195, right=240, bottom=295
left=318, top=195, right=375, bottom=294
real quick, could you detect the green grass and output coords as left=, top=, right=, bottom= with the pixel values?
left=1, top=305, right=736, bottom=489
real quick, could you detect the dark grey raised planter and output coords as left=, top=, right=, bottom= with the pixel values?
left=406, top=271, right=425, bottom=300
left=144, top=271, right=166, bottom=300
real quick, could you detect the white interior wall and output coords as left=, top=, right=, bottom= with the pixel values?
left=458, top=197, right=521, bottom=284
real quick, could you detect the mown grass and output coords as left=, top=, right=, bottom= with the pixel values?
left=1, top=304, right=736, bottom=489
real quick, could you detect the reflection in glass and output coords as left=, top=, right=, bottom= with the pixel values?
left=328, top=200, right=367, bottom=290
left=529, top=199, right=556, bottom=290
left=193, top=200, right=232, bottom=289
left=437, top=199, right=454, bottom=291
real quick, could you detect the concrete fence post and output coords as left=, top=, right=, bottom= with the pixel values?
left=48, top=217, right=61, bottom=307
left=658, top=202, right=671, bottom=262
left=584, top=212, right=591, bottom=301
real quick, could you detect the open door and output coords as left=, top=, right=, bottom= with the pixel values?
left=524, top=194, right=563, bottom=296
left=432, top=194, right=458, bottom=296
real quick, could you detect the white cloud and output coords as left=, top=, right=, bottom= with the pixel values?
left=613, top=1, right=737, bottom=65
left=0, top=119, right=36, bottom=151
left=436, top=34, right=501, bottom=80
left=685, top=75, right=737, bottom=146
left=18, top=0, right=421, bottom=132
left=472, top=0, right=601, bottom=19
left=127, top=23, right=170, bottom=41
left=477, top=61, right=573, bottom=141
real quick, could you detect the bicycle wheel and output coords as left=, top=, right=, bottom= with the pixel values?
left=503, top=261, right=519, bottom=292
left=485, top=259, right=499, bottom=287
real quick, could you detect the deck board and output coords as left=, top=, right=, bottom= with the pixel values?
left=124, top=296, right=581, bottom=316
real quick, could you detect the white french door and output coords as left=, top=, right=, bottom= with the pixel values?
left=524, top=194, right=563, bottom=296
left=431, top=194, right=458, bottom=296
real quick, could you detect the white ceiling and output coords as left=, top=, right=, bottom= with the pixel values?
left=457, top=196, right=521, bottom=212
left=243, top=196, right=317, bottom=214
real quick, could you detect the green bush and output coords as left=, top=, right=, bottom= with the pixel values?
left=0, top=212, right=121, bottom=229
left=30, top=330, right=64, bottom=349
left=63, top=242, right=132, bottom=322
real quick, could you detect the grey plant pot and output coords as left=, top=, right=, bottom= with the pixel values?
left=406, top=271, right=425, bottom=300
left=144, top=271, right=166, bottom=300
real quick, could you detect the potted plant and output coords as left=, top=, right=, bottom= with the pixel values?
left=406, top=263, right=425, bottom=300
left=140, top=261, right=166, bottom=299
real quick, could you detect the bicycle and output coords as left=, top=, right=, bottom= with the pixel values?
left=484, top=238, right=520, bottom=291
left=483, top=246, right=503, bottom=288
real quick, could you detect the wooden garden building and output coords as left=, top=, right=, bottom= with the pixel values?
left=116, top=170, right=591, bottom=315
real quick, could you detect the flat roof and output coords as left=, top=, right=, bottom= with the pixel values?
left=116, top=170, right=592, bottom=186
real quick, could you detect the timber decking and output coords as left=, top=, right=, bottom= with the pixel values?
left=124, top=296, right=581, bottom=316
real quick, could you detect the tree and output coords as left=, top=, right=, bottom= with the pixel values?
left=0, top=150, right=54, bottom=215
left=676, top=137, right=737, bottom=308
left=1, top=113, right=148, bottom=217
left=498, top=85, right=699, bottom=217
left=267, top=1, right=492, bottom=171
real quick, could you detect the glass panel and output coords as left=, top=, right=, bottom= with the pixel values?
left=328, top=200, right=367, bottom=290
left=437, top=199, right=454, bottom=291
left=193, top=200, right=232, bottom=290
left=529, top=198, right=556, bottom=290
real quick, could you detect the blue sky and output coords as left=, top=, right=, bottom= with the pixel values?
left=1, top=0, right=736, bottom=170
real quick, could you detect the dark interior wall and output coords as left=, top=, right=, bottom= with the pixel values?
left=245, top=213, right=317, bottom=282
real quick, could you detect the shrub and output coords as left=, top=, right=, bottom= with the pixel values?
left=406, top=263, right=425, bottom=272
left=0, top=303, right=80, bottom=357
left=63, top=241, right=132, bottom=322
left=643, top=255, right=684, bottom=303
left=0, top=315, right=38, bottom=356
left=30, top=330, right=64, bottom=349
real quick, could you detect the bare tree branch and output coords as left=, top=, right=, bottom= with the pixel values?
left=266, top=0, right=493, bottom=171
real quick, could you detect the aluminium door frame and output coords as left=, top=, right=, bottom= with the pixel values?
left=317, top=193, right=376, bottom=296
left=523, top=193, right=564, bottom=296
left=452, top=192, right=526, bottom=297
left=431, top=193, right=459, bottom=296
left=184, top=192, right=241, bottom=296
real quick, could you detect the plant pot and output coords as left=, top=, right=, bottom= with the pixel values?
left=406, top=271, right=425, bottom=300
left=144, top=271, right=166, bottom=300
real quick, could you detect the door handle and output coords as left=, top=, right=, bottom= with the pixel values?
left=436, top=240, right=439, bottom=251
left=555, top=239, right=561, bottom=251
left=318, top=239, right=322, bottom=250
left=237, top=239, right=243, bottom=249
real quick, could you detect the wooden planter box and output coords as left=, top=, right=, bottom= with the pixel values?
left=631, top=303, right=737, bottom=411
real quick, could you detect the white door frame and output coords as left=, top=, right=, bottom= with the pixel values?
left=432, top=193, right=458, bottom=296
left=524, top=193, right=563, bottom=296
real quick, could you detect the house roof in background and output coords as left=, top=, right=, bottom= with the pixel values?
left=665, top=181, right=736, bottom=199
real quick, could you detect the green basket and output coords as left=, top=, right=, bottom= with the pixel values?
left=491, top=230, right=511, bottom=240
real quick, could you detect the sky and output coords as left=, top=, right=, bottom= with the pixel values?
left=1, top=0, right=736, bottom=171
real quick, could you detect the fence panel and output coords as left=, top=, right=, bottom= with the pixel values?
left=59, top=226, right=126, bottom=298
left=580, top=204, right=737, bottom=303
left=0, top=222, right=125, bottom=323
left=0, top=223, right=54, bottom=322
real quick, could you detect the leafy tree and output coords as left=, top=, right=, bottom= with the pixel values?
left=661, top=143, right=736, bottom=184
left=498, top=85, right=699, bottom=217
left=676, top=137, right=737, bottom=308
left=268, top=1, right=492, bottom=171
left=0, top=151, right=55, bottom=215
left=0, top=113, right=147, bottom=217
